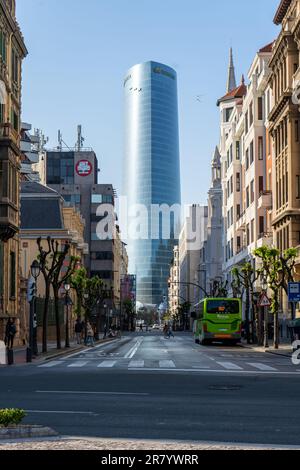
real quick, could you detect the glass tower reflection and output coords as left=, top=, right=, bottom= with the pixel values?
left=123, top=61, right=181, bottom=307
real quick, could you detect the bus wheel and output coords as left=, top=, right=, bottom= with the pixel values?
left=200, top=338, right=210, bottom=346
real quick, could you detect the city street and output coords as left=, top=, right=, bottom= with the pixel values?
left=0, top=332, right=299, bottom=446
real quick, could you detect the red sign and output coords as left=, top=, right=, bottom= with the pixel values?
left=258, top=293, right=271, bottom=308
left=76, top=160, right=92, bottom=177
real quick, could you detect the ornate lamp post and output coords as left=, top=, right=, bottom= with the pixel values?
left=27, top=260, right=40, bottom=363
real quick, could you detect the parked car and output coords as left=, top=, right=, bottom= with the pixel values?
left=152, top=324, right=160, bottom=330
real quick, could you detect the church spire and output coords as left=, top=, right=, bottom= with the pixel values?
left=226, top=47, right=237, bottom=93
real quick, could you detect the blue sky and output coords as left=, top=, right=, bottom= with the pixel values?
left=17, top=0, right=279, bottom=205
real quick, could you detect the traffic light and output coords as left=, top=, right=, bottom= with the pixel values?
left=27, top=277, right=36, bottom=303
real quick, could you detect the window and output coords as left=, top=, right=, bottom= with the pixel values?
left=246, top=187, right=250, bottom=208
left=250, top=180, right=254, bottom=204
left=251, top=220, right=254, bottom=244
left=246, top=224, right=250, bottom=246
left=246, top=149, right=249, bottom=170
left=295, top=120, right=299, bottom=143
left=230, top=144, right=233, bottom=163
left=258, top=136, right=263, bottom=160
left=0, top=30, right=6, bottom=64
left=297, top=175, right=300, bottom=199
left=259, top=176, right=264, bottom=194
left=11, top=48, right=19, bottom=84
left=236, top=173, right=240, bottom=192
left=245, top=111, right=249, bottom=134
left=259, top=216, right=264, bottom=237
left=231, top=207, right=233, bottom=227
left=91, top=194, right=113, bottom=204
left=91, top=252, right=114, bottom=261
left=237, top=204, right=241, bottom=219
left=249, top=102, right=253, bottom=127
left=258, top=97, right=263, bottom=120
left=10, top=252, right=16, bottom=298
left=237, top=236, right=241, bottom=252
left=236, top=141, right=240, bottom=160
left=225, top=107, right=233, bottom=122
left=250, top=140, right=254, bottom=165
left=230, top=176, right=233, bottom=194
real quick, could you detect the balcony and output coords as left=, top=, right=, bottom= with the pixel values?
left=0, top=122, right=20, bottom=149
left=0, top=203, right=19, bottom=241
left=257, top=232, right=273, bottom=248
left=236, top=211, right=246, bottom=231
left=257, top=191, right=272, bottom=210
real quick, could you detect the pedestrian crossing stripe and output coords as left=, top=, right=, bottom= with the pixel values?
left=36, top=359, right=284, bottom=373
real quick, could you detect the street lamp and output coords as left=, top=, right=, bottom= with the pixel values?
left=64, top=283, right=71, bottom=348
left=27, top=260, right=40, bottom=363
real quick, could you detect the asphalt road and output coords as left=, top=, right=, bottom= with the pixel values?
left=0, top=332, right=300, bottom=446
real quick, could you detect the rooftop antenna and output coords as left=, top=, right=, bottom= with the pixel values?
left=76, top=125, right=85, bottom=152
left=58, top=130, right=63, bottom=151
left=57, top=130, right=71, bottom=151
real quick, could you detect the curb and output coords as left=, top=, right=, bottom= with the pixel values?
left=0, top=426, right=58, bottom=440
left=240, top=343, right=293, bottom=358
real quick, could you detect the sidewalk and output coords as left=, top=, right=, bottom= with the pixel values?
left=7, top=337, right=117, bottom=366
left=240, top=340, right=293, bottom=357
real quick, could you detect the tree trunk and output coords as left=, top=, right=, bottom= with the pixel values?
left=245, top=288, right=251, bottom=344
left=263, top=307, right=269, bottom=348
left=54, top=289, right=61, bottom=350
left=42, top=282, right=50, bottom=353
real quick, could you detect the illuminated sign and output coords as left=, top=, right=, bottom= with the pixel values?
left=76, top=160, right=92, bottom=177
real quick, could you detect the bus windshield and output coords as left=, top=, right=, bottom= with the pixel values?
left=206, top=300, right=240, bottom=314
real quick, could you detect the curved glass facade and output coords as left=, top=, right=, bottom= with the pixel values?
left=123, top=61, right=181, bottom=306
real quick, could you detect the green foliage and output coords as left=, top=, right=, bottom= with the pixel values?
left=0, top=409, right=26, bottom=428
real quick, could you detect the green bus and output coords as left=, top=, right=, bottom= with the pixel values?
left=193, top=298, right=242, bottom=346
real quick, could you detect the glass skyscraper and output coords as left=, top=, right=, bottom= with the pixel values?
left=123, top=61, right=181, bottom=307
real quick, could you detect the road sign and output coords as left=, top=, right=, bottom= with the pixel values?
left=258, top=293, right=271, bottom=308
left=288, top=283, right=300, bottom=302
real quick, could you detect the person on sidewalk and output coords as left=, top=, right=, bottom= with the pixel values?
left=75, top=318, right=83, bottom=344
left=86, top=321, right=95, bottom=347
left=5, top=318, right=16, bottom=349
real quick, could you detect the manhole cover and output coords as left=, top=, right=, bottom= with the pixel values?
left=209, top=385, right=242, bottom=391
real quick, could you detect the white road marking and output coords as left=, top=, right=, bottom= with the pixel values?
left=97, top=361, right=117, bottom=368
left=35, top=391, right=149, bottom=396
left=38, top=361, right=63, bottom=368
left=159, top=360, right=176, bottom=368
left=128, top=368, right=300, bottom=375
left=247, top=362, right=278, bottom=371
left=25, top=410, right=97, bottom=415
left=124, top=339, right=143, bottom=359
left=129, top=360, right=145, bottom=368
left=63, top=338, right=125, bottom=360
left=217, top=362, right=243, bottom=370
left=67, top=361, right=88, bottom=368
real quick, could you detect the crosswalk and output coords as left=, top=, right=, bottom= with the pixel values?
left=37, top=359, right=292, bottom=373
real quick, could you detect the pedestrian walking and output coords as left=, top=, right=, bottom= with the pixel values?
left=167, top=326, right=174, bottom=339
left=163, top=324, right=168, bottom=338
left=5, top=318, right=16, bottom=349
left=75, top=318, right=83, bottom=344
left=86, top=321, right=95, bottom=347
left=103, top=324, right=107, bottom=339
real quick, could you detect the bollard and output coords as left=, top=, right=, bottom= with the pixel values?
left=7, top=348, right=14, bottom=365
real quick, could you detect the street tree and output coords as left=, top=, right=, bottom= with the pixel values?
left=122, top=299, right=136, bottom=331
left=37, top=237, right=71, bottom=353
left=51, top=252, right=80, bottom=350
left=232, top=262, right=260, bottom=344
left=254, top=246, right=298, bottom=349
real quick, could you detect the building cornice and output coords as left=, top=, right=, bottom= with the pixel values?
left=274, top=0, right=293, bottom=25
